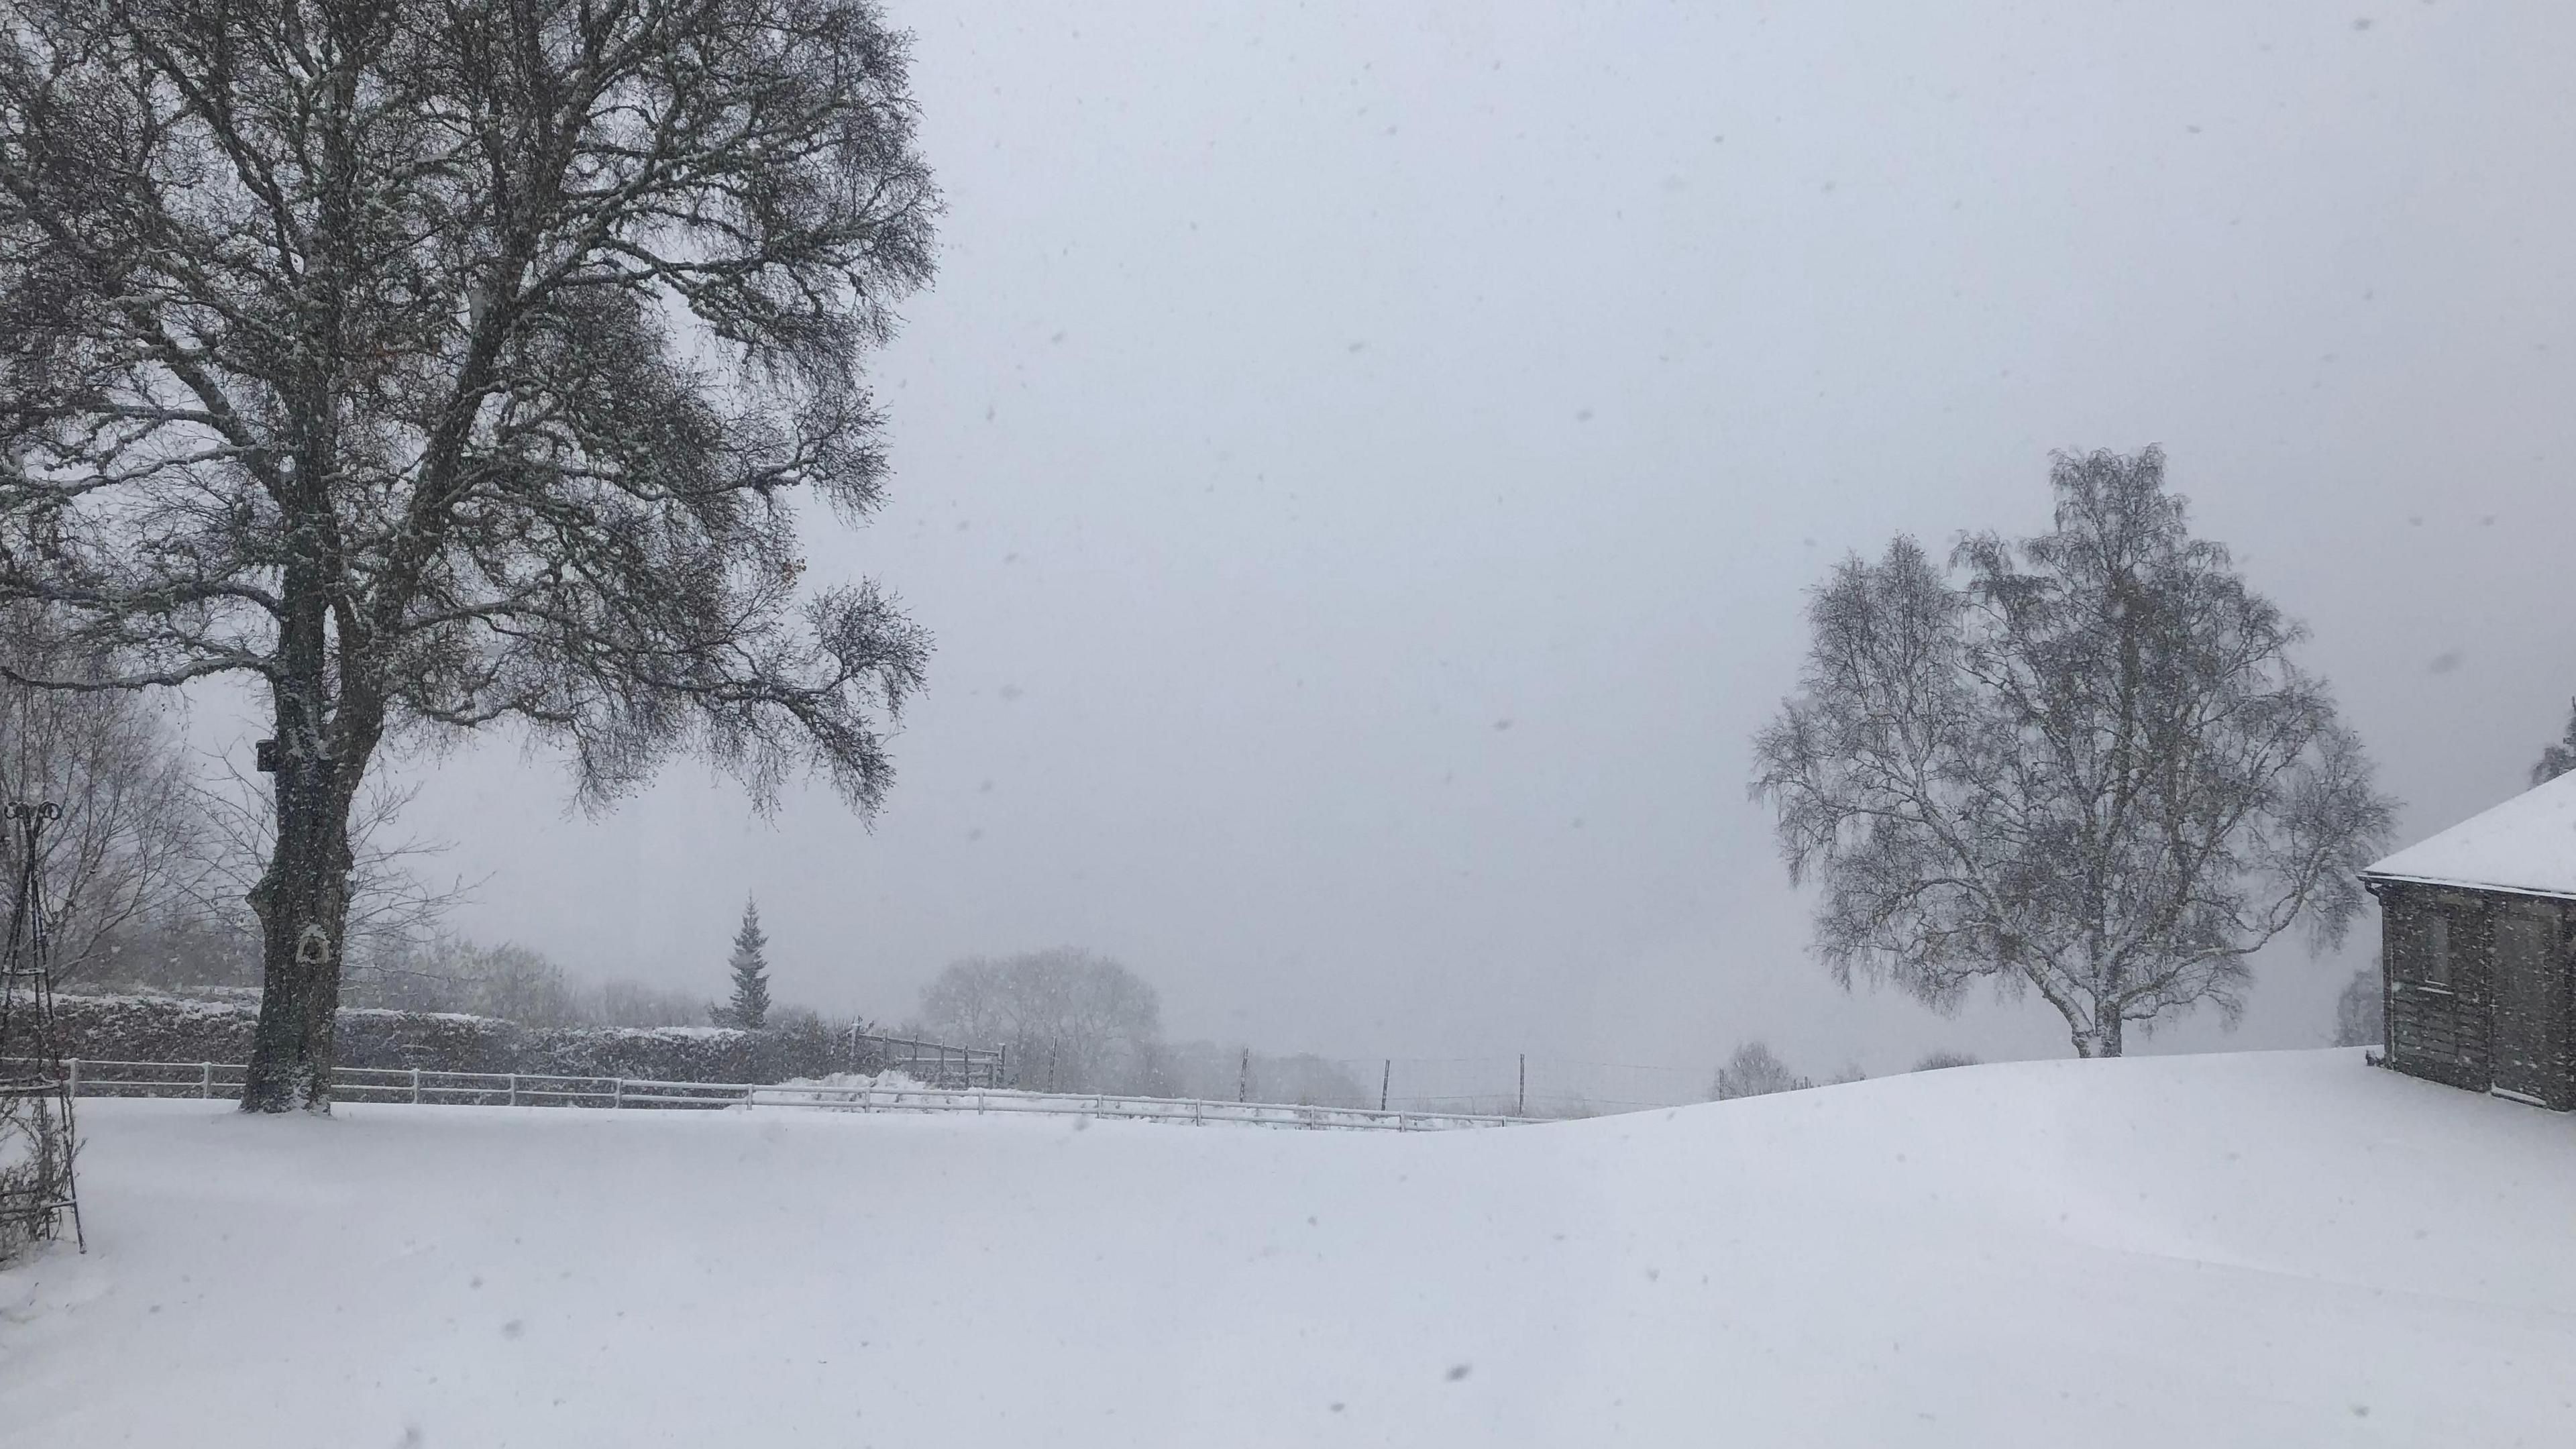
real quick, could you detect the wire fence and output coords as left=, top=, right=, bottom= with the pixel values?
left=1329, top=1055, right=1708, bottom=1119
left=1145, top=1046, right=1707, bottom=1118
left=19, top=1058, right=1528, bottom=1132
left=17, top=1047, right=1714, bottom=1121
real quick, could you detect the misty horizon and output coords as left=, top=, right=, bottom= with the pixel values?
left=152, top=0, right=2576, bottom=1085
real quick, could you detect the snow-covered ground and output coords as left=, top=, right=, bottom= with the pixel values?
left=3, top=1049, right=2571, bottom=1447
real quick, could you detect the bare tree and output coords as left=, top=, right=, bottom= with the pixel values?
left=442, top=941, right=576, bottom=1026
left=1711, top=1040, right=1810, bottom=1099
left=2532, top=702, right=2576, bottom=785
left=2330, top=959, right=2383, bottom=1049
left=1244, top=1051, right=1369, bottom=1108
left=586, top=976, right=708, bottom=1029
left=1753, top=448, right=2396, bottom=1057
left=0, top=0, right=938, bottom=1109
left=0, top=606, right=205, bottom=981
left=918, top=949, right=1163, bottom=1095
left=350, top=932, right=725, bottom=1028
left=98, top=906, right=262, bottom=991
left=339, top=934, right=572, bottom=1022
left=188, top=759, right=474, bottom=977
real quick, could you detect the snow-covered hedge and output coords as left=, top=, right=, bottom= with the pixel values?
left=518, top=1018, right=857, bottom=1082
left=54, top=994, right=865, bottom=1083
left=54, top=994, right=261, bottom=1065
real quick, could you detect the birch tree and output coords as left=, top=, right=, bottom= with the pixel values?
left=1752, top=448, right=2395, bottom=1057
left=0, top=0, right=938, bottom=1110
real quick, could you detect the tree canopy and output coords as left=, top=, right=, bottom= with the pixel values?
left=1752, top=448, right=2396, bottom=1057
left=0, top=0, right=938, bottom=1108
left=917, top=949, right=1163, bottom=1095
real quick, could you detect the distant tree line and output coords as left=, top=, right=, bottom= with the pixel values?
left=914, top=948, right=1163, bottom=1094
left=906, top=947, right=1373, bottom=1105
left=2330, top=961, right=2384, bottom=1050
left=1711, top=1042, right=1815, bottom=1099
left=1709, top=1039, right=1978, bottom=1101
left=6, top=627, right=845, bottom=1036
left=90, top=930, right=798, bottom=1036
left=2533, top=706, right=2576, bottom=785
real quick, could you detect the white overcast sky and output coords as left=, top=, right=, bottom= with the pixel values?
left=286, top=1, right=2576, bottom=1081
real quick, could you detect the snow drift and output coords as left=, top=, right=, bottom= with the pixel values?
left=2, top=1049, right=2571, bottom=1447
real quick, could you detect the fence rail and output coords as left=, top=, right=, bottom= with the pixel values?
left=851, top=1031, right=1004, bottom=1089
left=11, top=1058, right=1527, bottom=1132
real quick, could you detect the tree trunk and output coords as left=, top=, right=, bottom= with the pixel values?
left=239, top=753, right=358, bottom=1114
left=2071, top=1014, right=2125, bottom=1059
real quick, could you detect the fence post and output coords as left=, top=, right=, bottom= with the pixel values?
left=411, top=1068, right=422, bottom=1106
left=507, top=1073, right=519, bottom=1108
left=66, top=1059, right=78, bottom=1096
left=1518, top=1053, right=1526, bottom=1117
left=612, top=1077, right=623, bottom=1110
left=202, top=1061, right=214, bottom=1099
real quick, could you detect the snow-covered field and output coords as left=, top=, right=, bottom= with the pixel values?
left=3, top=1049, right=2571, bottom=1447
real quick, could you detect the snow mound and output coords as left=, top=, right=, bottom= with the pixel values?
left=773, top=1068, right=931, bottom=1092
left=3, top=1049, right=2572, bottom=1447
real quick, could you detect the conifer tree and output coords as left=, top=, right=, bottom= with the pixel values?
left=721, top=900, right=771, bottom=1030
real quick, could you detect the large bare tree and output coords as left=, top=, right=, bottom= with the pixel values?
left=1752, top=448, right=2396, bottom=1057
left=0, top=0, right=937, bottom=1110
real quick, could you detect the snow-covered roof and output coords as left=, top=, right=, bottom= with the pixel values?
left=2365, top=769, right=2576, bottom=898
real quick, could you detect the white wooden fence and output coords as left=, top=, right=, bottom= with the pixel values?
left=30, top=1058, right=1528, bottom=1132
